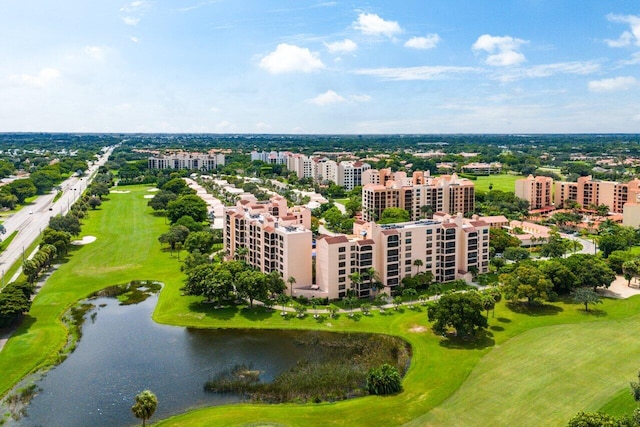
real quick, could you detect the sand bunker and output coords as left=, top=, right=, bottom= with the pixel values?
left=71, top=236, right=97, bottom=245
left=148, top=188, right=159, bottom=192
left=409, top=325, right=427, bottom=333
left=143, top=195, right=154, bottom=199
left=110, top=190, right=130, bottom=194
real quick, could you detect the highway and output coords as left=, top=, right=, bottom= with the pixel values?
left=0, top=146, right=114, bottom=284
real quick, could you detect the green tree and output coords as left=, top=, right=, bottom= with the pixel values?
left=540, top=259, right=579, bottom=294
left=344, top=296, right=358, bottom=316
left=540, top=229, right=567, bottom=259
left=131, top=390, right=158, bottom=427
left=42, top=228, right=72, bottom=256
left=572, top=287, right=602, bottom=312
left=287, top=276, right=296, bottom=297
left=378, top=207, right=410, bottom=224
left=7, top=179, right=37, bottom=203
left=88, top=182, right=110, bottom=199
left=158, top=225, right=190, bottom=252
left=402, top=288, right=417, bottom=307
left=166, top=195, right=208, bottom=224
left=427, top=291, right=488, bottom=337
left=503, top=246, right=530, bottom=262
left=49, top=214, right=81, bottom=236
left=87, top=196, right=102, bottom=210
left=566, top=411, right=627, bottom=427
left=235, top=270, right=268, bottom=307
left=147, top=190, right=178, bottom=211
left=161, top=177, right=189, bottom=195
left=0, top=285, right=32, bottom=326
left=184, top=231, right=214, bottom=254
left=500, top=264, right=553, bottom=305
left=175, top=215, right=203, bottom=232
left=564, top=254, right=616, bottom=292
left=366, top=364, right=402, bottom=395
left=623, top=260, right=640, bottom=287
left=489, top=228, right=521, bottom=254
left=413, top=259, right=423, bottom=275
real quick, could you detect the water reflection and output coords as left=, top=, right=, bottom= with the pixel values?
left=15, top=294, right=328, bottom=427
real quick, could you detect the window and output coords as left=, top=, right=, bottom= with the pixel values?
left=339, top=262, right=345, bottom=268
left=339, top=247, right=346, bottom=252
left=339, top=269, right=346, bottom=275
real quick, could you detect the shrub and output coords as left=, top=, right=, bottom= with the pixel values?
left=366, top=363, right=402, bottom=395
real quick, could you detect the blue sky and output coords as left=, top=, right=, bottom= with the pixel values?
left=1, top=0, right=639, bottom=133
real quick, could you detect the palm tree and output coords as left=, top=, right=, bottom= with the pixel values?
left=287, top=276, right=296, bottom=297
left=413, top=259, right=423, bottom=275
left=403, top=288, right=417, bottom=308
left=344, top=296, right=358, bottom=317
left=348, top=272, right=362, bottom=296
left=131, top=390, right=158, bottom=427
left=310, top=297, right=322, bottom=318
left=276, top=293, right=289, bottom=316
left=234, top=246, right=248, bottom=264
left=366, top=267, right=379, bottom=293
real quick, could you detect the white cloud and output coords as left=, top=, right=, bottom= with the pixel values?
left=259, top=43, right=325, bottom=74
left=404, top=34, right=440, bottom=50
left=307, top=90, right=346, bottom=106
left=120, top=1, right=149, bottom=13
left=495, top=61, right=600, bottom=82
left=9, top=68, right=60, bottom=87
left=324, top=39, right=357, bottom=54
left=472, top=34, right=528, bottom=66
left=588, top=76, right=638, bottom=92
left=209, top=106, right=220, bottom=113
left=350, top=94, right=371, bottom=102
left=255, top=121, right=272, bottom=131
left=606, top=14, right=640, bottom=47
left=83, top=46, right=106, bottom=61
left=620, top=52, right=640, bottom=65
left=130, top=36, right=140, bottom=43
left=355, top=65, right=481, bottom=81
left=122, top=16, right=140, bottom=26
left=353, top=13, right=402, bottom=38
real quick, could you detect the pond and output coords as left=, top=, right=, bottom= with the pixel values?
left=12, top=292, right=362, bottom=427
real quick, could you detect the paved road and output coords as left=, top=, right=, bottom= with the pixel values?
left=0, top=146, right=114, bottom=284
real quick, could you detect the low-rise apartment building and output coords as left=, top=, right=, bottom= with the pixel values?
left=148, top=151, right=225, bottom=171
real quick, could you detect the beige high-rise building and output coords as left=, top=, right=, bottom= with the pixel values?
left=148, top=151, right=225, bottom=170
left=223, top=196, right=312, bottom=293
left=515, top=175, right=553, bottom=210
left=314, top=214, right=489, bottom=299
left=361, top=172, right=475, bottom=222
left=554, top=176, right=640, bottom=213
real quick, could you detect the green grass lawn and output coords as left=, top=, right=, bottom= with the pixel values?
left=474, top=174, right=523, bottom=193
left=3, top=185, right=640, bottom=427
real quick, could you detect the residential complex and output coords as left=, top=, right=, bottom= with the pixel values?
left=361, top=171, right=475, bottom=222
left=223, top=195, right=312, bottom=289
left=554, top=175, right=640, bottom=214
left=250, top=150, right=288, bottom=165
left=148, top=151, right=225, bottom=171
left=460, top=162, right=502, bottom=175
left=315, top=213, right=490, bottom=299
left=515, top=174, right=553, bottom=210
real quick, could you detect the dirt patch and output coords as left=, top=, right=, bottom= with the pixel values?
left=71, top=236, right=97, bottom=245
left=409, top=325, right=427, bottom=333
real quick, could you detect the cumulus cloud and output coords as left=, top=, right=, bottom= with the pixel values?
left=353, top=13, right=402, bottom=38
left=122, top=16, right=140, bottom=26
left=130, top=36, right=140, bottom=43
left=404, top=34, right=440, bottom=50
left=606, top=14, right=640, bottom=47
left=472, top=34, right=528, bottom=66
left=588, top=76, right=638, bottom=92
left=9, top=68, right=60, bottom=87
left=355, top=65, right=481, bottom=81
left=307, top=90, right=346, bottom=106
left=324, top=39, right=358, bottom=54
left=259, top=43, right=325, bottom=74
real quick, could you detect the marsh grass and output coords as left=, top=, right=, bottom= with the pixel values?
left=204, top=333, right=411, bottom=404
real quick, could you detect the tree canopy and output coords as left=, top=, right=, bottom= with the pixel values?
left=427, top=291, right=488, bottom=337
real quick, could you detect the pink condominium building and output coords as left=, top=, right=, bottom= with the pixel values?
left=223, top=195, right=312, bottom=294
left=515, top=175, right=553, bottom=210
